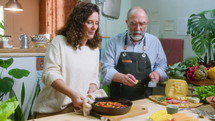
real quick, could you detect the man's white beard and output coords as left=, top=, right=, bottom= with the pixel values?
left=130, top=34, right=143, bottom=41
left=129, top=31, right=144, bottom=41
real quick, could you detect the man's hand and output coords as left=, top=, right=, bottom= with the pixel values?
left=149, top=71, right=160, bottom=83
left=120, top=73, right=137, bottom=86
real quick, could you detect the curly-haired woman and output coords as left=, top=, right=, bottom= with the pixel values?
left=33, top=2, right=101, bottom=118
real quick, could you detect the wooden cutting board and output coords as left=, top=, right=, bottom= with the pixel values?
left=148, top=95, right=203, bottom=108
left=90, top=105, right=148, bottom=121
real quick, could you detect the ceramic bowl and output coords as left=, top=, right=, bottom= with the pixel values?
left=31, top=34, right=48, bottom=43
left=206, top=96, right=215, bottom=109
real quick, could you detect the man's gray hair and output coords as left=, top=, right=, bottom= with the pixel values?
left=127, top=7, right=148, bottom=19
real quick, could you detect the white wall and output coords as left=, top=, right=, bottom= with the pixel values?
left=99, top=0, right=131, bottom=37
left=100, top=0, right=214, bottom=59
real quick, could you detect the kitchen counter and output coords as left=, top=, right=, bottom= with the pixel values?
left=0, top=48, right=46, bottom=57
left=29, top=99, right=213, bottom=121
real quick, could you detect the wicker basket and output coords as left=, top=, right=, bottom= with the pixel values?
left=186, top=79, right=215, bottom=86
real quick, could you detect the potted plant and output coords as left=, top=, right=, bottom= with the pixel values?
left=187, top=9, right=215, bottom=64
left=0, top=58, right=30, bottom=121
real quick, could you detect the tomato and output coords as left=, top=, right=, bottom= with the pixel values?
left=166, top=97, right=173, bottom=100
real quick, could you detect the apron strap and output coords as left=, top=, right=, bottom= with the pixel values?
left=124, top=32, right=146, bottom=54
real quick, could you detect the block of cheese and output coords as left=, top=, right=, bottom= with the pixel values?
left=165, top=79, right=188, bottom=98
left=187, top=97, right=200, bottom=103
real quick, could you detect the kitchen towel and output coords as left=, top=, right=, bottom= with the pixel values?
left=83, top=89, right=107, bottom=116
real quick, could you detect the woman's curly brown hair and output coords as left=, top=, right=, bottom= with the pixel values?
left=57, top=2, right=101, bottom=50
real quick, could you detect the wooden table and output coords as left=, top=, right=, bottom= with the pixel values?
left=30, top=99, right=213, bottom=121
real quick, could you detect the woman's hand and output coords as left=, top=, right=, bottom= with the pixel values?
left=87, top=83, right=98, bottom=94
left=71, top=92, right=85, bottom=110
left=51, top=79, right=85, bottom=109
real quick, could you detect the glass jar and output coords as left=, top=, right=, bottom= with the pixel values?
left=0, top=35, right=13, bottom=48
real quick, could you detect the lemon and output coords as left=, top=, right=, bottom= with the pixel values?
left=208, top=67, right=215, bottom=80
left=149, top=110, right=168, bottom=121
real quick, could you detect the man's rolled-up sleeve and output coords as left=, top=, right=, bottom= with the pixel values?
left=101, top=38, right=118, bottom=85
left=154, top=44, right=168, bottom=82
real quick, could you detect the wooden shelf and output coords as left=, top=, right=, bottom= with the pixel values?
left=0, top=48, right=46, bottom=53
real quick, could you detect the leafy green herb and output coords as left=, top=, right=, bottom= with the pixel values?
left=167, top=62, right=187, bottom=79
left=167, top=56, right=199, bottom=79
left=194, top=85, right=215, bottom=102
left=156, top=96, right=166, bottom=102
left=183, top=57, right=199, bottom=67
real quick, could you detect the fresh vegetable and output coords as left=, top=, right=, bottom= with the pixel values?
left=167, top=56, right=199, bottom=80
left=167, top=62, right=187, bottom=79
left=166, top=97, right=173, bottom=100
left=0, top=97, right=19, bottom=121
left=194, top=65, right=208, bottom=80
left=207, top=67, right=215, bottom=80
left=186, top=66, right=198, bottom=81
left=194, top=85, right=215, bottom=102
left=183, top=57, right=199, bottom=67
left=186, top=65, right=208, bottom=81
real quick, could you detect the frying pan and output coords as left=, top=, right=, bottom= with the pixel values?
left=91, top=97, right=133, bottom=115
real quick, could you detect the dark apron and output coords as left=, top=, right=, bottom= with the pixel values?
left=110, top=34, right=152, bottom=101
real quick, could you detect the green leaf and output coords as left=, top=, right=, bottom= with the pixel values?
left=0, top=77, right=14, bottom=94
left=191, top=37, right=206, bottom=57
left=8, top=90, right=24, bottom=121
left=194, top=85, right=215, bottom=102
left=183, top=56, right=199, bottom=67
left=187, top=9, right=215, bottom=60
left=0, top=58, right=13, bottom=69
left=27, top=80, right=41, bottom=120
left=13, top=105, right=24, bottom=121
left=0, top=20, right=4, bottom=30
left=8, top=68, right=30, bottom=79
left=0, top=97, right=19, bottom=120
left=21, top=82, right=25, bottom=106
left=9, top=90, right=17, bottom=100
